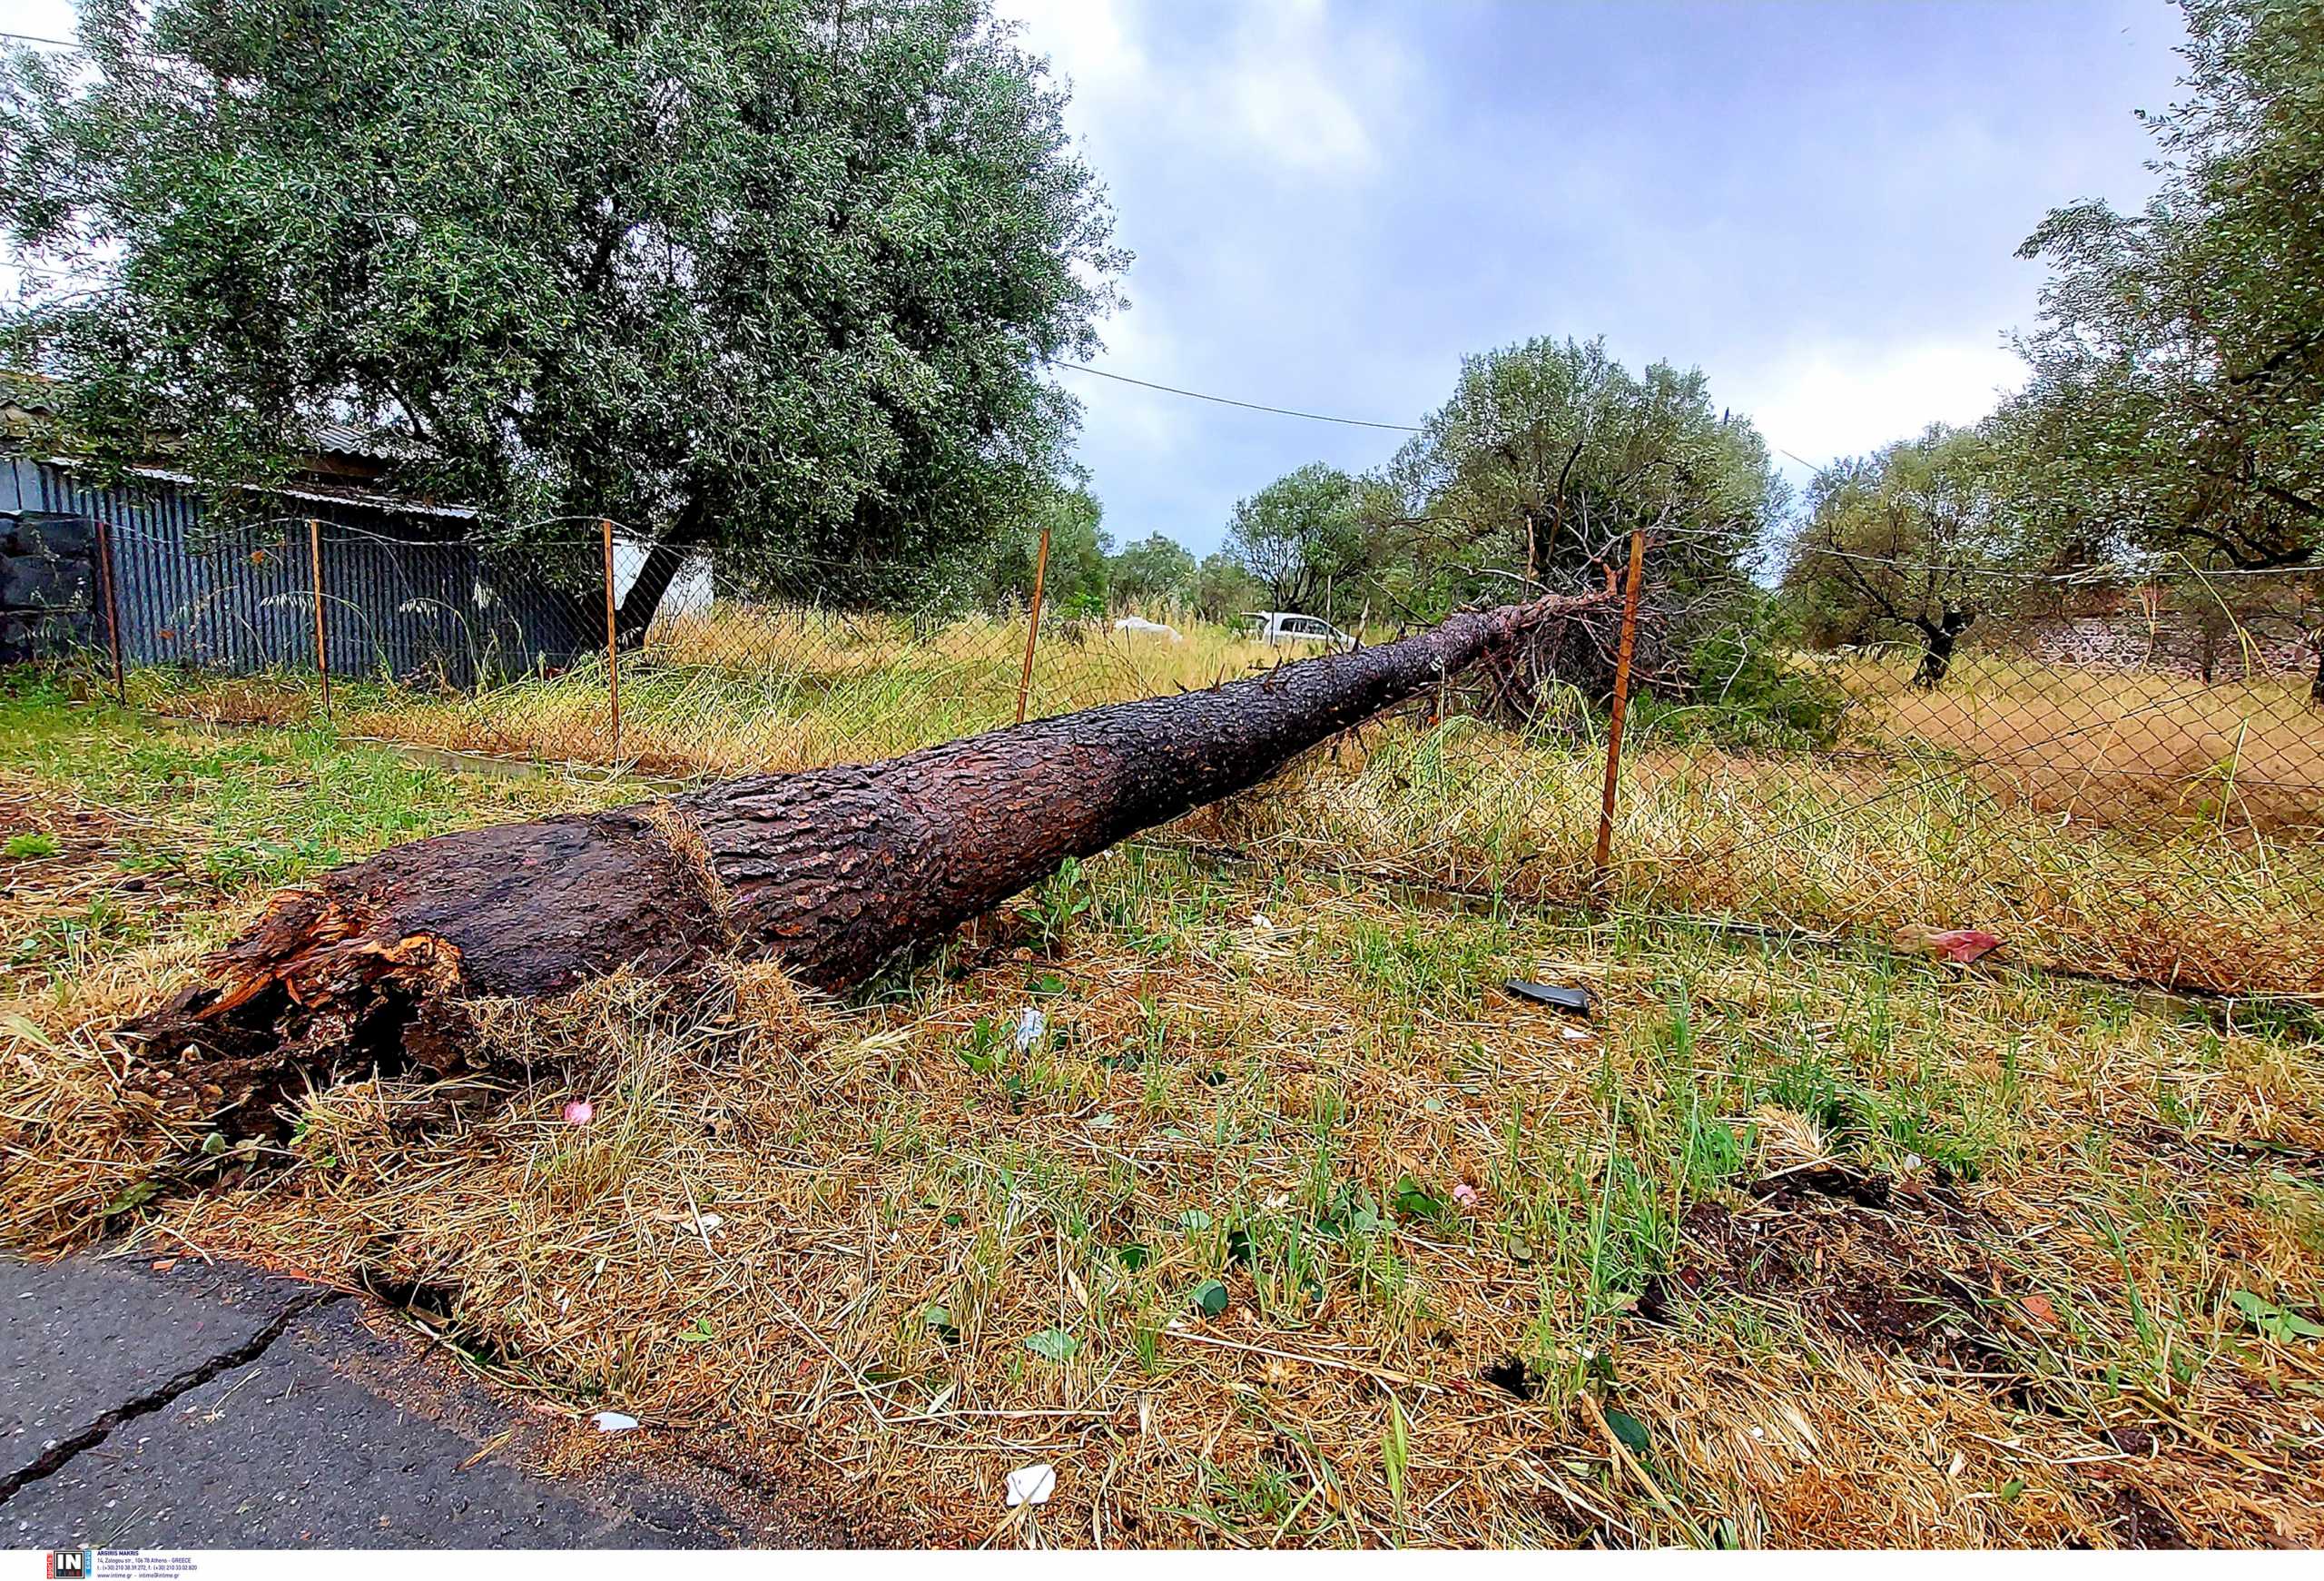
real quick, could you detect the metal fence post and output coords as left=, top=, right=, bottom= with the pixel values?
left=1014, top=523, right=1051, bottom=726
left=1590, top=526, right=1649, bottom=898
left=307, top=517, right=331, bottom=718
left=94, top=518, right=126, bottom=706
left=602, top=519, right=622, bottom=756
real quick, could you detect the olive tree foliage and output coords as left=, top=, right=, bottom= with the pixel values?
left=1783, top=425, right=2034, bottom=687
left=1190, top=551, right=1260, bottom=624
left=0, top=0, right=1126, bottom=632
left=969, top=480, right=1108, bottom=614
left=1033, top=484, right=1113, bottom=615
left=2003, top=0, right=2324, bottom=577
left=1379, top=337, right=1782, bottom=624
left=1106, top=532, right=1196, bottom=608
left=1225, top=461, right=1370, bottom=613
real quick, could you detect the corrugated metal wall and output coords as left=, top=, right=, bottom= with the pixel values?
left=17, top=459, right=599, bottom=687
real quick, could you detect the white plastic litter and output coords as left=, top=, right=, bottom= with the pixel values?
left=1014, top=1006, right=1046, bottom=1052
left=1005, top=1463, right=1058, bottom=1507
left=1111, top=617, right=1180, bottom=640
left=592, top=1411, right=640, bottom=1432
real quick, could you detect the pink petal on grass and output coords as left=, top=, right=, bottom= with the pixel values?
left=563, top=1100, right=595, bottom=1126
left=1452, top=1182, right=1481, bottom=1209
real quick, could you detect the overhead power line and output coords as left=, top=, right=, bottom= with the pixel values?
left=0, top=30, right=79, bottom=49
left=1043, top=358, right=1421, bottom=433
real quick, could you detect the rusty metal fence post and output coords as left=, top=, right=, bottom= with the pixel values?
left=602, top=519, right=622, bottom=756
left=1590, top=526, right=1649, bottom=898
left=94, top=518, right=126, bottom=706
left=307, top=517, right=331, bottom=718
left=1014, top=523, right=1052, bottom=726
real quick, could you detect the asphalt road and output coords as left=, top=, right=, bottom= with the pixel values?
left=1, top=1254, right=852, bottom=1548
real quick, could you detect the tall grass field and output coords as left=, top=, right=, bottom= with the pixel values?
left=95, top=604, right=2324, bottom=1000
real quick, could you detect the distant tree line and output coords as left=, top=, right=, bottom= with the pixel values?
left=985, top=334, right=1785, bottom=641
left=7, top=0, right=2312, bottom=710
left=1786, top=0, right=2324, bottom=701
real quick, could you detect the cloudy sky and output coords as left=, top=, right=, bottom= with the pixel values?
left=3, top=0, right=2190, bottom=553
left=994, top=0, right=2188, bottom=552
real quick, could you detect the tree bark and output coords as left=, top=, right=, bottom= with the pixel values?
left=616, top=538, right=694, bottom=647
left=1912, top=609, right=1974, bottom=689
left=121, top=593, right=1607, bottom=1123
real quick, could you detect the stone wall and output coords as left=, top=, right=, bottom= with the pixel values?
left=1, top=508, right=99, bottom=664
left=2024, top=611, right=2313, bottom=682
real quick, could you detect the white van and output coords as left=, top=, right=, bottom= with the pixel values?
left=1245, top=611, right=1356, bottom=651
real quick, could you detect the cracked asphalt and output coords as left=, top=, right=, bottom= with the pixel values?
left=1, top=1254, right=838, bottom=1547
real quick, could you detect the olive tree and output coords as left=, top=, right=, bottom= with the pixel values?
left=1225, top=462, right=1368, bottom=615
left=1383, top=336, right=1780, bottom=623
left=1784, top=425, right=2027, bottom=688
left=0, top=0, right=1125, bottom=632
left=1107, top=533, right=1196, bottom=608
left=2006, top=0, right=2324, bottom=578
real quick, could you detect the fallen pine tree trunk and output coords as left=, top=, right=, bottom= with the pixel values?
left=120, top=592, right=1608, bottom=1122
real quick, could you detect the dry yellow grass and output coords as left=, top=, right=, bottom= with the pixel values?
left=1196, top=717, right=2324, bottom=1002
left=120, top=611, right=1302, bottom=779
left=100, top=618, right=2324, bottom=1003
left=1826, top=652, right=2324, bottom=835
left=5, top=849, right=2321, bottom=1546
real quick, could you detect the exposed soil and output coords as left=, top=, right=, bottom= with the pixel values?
left=1640, top=1161, right=2297, bottom=1547
left=1641, top=1158, right=2010, bottom=1369
left=2087, top=1480, right=2191, bottom=1549
left=1663, top=1185, right=2018, bottom=1389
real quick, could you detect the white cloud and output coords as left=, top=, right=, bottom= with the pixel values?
left=1728, top=340, right=2027, bottom=473
left=1217, top=3, right=1387, bottom=179
left=996, top=0, right=1398, bottom=184
left=995, top=0, right=1142, bottom=101
left=997, top=0, right=1409, bottom=517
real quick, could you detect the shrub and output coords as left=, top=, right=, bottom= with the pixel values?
left=1637, top=615, right=1849, bottom=752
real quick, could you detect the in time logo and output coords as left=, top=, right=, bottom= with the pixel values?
left=44, top=1554, right=93, bottom=1580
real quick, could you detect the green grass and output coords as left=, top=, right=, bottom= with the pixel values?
left=3, top=674, right=2322, bottom=1546
left=3, top=673, right=635, bottom=858
left=0, top=671, right=640, bottom=975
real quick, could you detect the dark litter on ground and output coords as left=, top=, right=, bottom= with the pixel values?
left=1501, top=979, right=1593, bottom=1016
left=1480, top=1353, right=1542, bottom=1401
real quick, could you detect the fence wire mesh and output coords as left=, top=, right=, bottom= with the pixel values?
left=10, top=504, right=2321, bottom=1002
left=1596, top=566, right=2324, bottom=1001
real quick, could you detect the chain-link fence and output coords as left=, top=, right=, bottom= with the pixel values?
left=1597, top=565, right=2324, bottom=999
left=8, top=498, right=2320, bottom=1001
left=64, top=518, right=1337, bottom=776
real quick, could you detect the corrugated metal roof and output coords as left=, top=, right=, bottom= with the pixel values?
left=4, top=370, right=430, bottom=463
left=125, top=463, right=478, bottom=519
left=307, top=419, right=431, bottom=461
